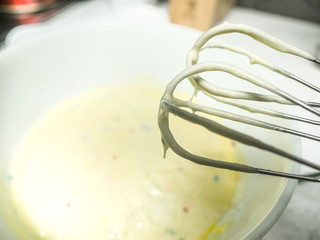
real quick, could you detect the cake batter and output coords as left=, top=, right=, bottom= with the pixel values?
left=6, top=83, right=241, bottom=240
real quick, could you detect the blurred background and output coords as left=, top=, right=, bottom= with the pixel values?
left=1, top=0, right=320, bottom=43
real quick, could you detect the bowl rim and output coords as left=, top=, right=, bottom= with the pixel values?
left=0, top=21, right=299, bottom=240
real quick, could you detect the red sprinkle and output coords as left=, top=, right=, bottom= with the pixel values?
left=231, top=141, right=236, bottom=147
left=183, top=207, right=189, bottom=213
left=165, top=182, right=172, bottom=191
left=97, top=150, right=104, bottom=156
left=128, top=128, right=134, bottom=134
left=66, top=203, right=71, bottom=208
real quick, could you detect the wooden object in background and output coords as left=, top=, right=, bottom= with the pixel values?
left=169, top=0, right=235, bottom=31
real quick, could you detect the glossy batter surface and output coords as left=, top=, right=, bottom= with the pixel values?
left=7, top=83, right=241, bottom=240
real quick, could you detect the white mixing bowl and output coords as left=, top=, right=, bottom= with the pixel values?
left=0, top=21, right=298, bottom=239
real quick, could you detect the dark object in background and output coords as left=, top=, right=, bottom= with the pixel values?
left=236, top=0, right=320, bottom=23
left=0, top=0, right=56, bottom=14
left=0, top=0, right=76, bottom=44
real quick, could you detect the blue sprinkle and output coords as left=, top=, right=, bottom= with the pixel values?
left=141, top=124, right=150, bottom=133
left=214, top=175, right=220, bottom=182
left=7, top=174, right=13, bottom=181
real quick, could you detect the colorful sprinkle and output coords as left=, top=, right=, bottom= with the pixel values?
left=112, top=155, right=118, bottom=160
left=213, top=175, right=220, bottom=182
left=183, top=206, right=189, bottom=213
left=164, top=182, right=172, bottom=191
left=66, top=203, right=71, bottom=208
left=231, top=141, right=236, bottom=147
left=97, top=150, right=104, bottom=156
left=140, top=124, right=150, bottom=133
left=7, top=174, right=13, bottom=181
left=165, top=227, right=176, bottom=235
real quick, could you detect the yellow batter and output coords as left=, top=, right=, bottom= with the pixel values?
left=6, top=83, right=241, bottom=240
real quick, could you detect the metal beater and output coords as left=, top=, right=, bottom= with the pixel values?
left=158, top=23, right=320, bottom=182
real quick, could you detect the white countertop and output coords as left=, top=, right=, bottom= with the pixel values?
left=2, top=1, right=320, bottom=239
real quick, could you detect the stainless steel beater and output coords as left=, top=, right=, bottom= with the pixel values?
left=158, top=22, right=320, bottom=182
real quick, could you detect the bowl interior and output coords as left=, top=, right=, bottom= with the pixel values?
left=0, top=22, right=298, bottom=240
